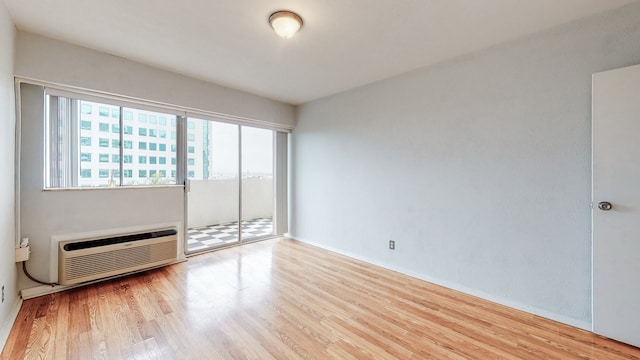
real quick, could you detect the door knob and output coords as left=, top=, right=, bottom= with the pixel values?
left=598, top=201, right=613, bottom=211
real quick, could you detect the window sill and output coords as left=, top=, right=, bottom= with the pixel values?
left=43, top=185, right=184, bottom=192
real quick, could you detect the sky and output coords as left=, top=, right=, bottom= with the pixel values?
left=209, top=121, right=273, bottom=177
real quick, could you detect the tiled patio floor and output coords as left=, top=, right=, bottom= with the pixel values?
left=187, top=217, right=273, bottom=252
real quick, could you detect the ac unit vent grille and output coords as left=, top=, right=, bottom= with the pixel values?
left=62, top=229, right=178, bottom=251
left=59, top=228, right=178, bottom=286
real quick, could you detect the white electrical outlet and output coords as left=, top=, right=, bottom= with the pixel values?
left=15, top=245, right=31, bottom=262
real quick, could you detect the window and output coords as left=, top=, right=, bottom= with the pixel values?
left=171, top=158, right=176, bottom=165
left=187, top=158, right=195, bottom=166
left=187, top=146, right=195, bottom=154
left=171, top=145, right=176, bottom=152
left=187, top=121, right=195, bottom=129
left=187, top=134, right=195, bottom=141
left=123, top=106, right=177, bottom=185
left=45, top=95, right=179, bottom=188
left=159, top=130, right=166, bottom=138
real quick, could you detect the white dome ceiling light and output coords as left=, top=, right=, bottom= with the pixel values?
left=269, top=10, right=303, bottom=39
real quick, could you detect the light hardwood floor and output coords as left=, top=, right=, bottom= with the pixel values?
left=2, top=238, right=640, bottom=359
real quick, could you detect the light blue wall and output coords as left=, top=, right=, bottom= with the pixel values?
left=0, top=0, right=17, bottom=346
left=291, top=3, right=640, bottom=327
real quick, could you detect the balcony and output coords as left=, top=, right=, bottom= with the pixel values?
left=186, top=177, right=274, bottom=252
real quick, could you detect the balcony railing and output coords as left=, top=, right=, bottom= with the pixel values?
left=187, top=177, right=274, bottom=252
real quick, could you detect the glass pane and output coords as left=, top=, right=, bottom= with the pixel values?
left=45, top=94, right=180, bottom=189
left=122, top=107, right=177, bottom=186
left=186, top=119, right=239, bottom=252
left=241, top=126, right=274, bottom=241
left=78, top=100, right=120, bottom=187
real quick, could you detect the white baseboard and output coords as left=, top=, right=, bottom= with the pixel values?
left=20, top=258, right=186, bottom=300
left=20, top=284, right=69, bottom=300
left=0, top=298, right=23, bottom=352
left=292, top=236, right=591, bottom=331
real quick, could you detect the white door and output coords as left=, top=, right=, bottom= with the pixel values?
left=592, top=63, right=640, bottom=347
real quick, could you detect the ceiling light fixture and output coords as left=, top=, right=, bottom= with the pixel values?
left=269, top=10, right=303, bottom=39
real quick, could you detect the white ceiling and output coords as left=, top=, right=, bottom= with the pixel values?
left=4, top=0, right=635, bottom=105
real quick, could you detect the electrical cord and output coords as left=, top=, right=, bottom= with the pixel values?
left=22, top=261, right=58, bottom=286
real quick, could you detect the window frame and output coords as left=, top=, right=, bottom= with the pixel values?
left=41, top=85, right=292, bottom=191
left=44, top=88, right=185, bottom=189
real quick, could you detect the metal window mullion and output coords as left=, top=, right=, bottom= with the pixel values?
left=238, top=125, right=243, bottom=244
left=119, top=106, right=124, bottom=186
left=178, top=114, right=189, bottom=255
left=176, top=115, right=187, bottom=185
left=70, top=98, right=79, bottom=187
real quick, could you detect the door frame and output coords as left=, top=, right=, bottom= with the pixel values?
left=183, top=118, right=286, bottom=256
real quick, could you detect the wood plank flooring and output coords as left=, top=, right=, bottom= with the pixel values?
left=2, top=238, right=640, bottom=359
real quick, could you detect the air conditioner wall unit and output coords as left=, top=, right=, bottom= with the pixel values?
left=58, top=228, right=178, bottom=286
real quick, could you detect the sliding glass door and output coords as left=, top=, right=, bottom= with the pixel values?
left=186, top=119, right=240, bottom=252
left=186, top=120, right=278, bottom=254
